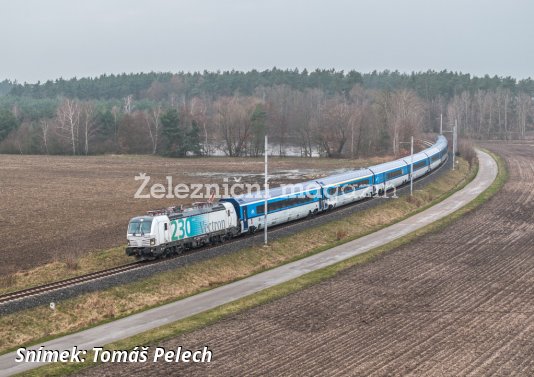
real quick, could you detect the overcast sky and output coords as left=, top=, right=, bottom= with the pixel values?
left=1, top=0, right=533, bottom=83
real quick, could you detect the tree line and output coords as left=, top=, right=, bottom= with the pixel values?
left=4, top=69, right=534, bottom=101
left=0, top=69, right=532, bottom=157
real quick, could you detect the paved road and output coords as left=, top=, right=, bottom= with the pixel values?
left=0, top=150, right=497, bottom=377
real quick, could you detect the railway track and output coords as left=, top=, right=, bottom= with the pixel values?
left=0, top=156, right=450, bottom=307
left=0, top=262, right=151, bottom=304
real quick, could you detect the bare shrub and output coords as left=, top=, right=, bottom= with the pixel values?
left=459, top=139, right=476, bottom=166
left=336, top=229, right=348, bottom=241
left=64, top=255, right=80, bottom=270
left=104, top=306, right=116, bottom=319
left=406, top=195, right=422, bottom=206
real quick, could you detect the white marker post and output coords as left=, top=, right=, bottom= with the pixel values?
left=264, top=134, right=268, bottom=245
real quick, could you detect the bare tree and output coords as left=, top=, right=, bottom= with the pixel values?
left=291, top=88, right=324, bottom=157
left=144, top=105, right=162, bottom=154
left=348, top=85, right=371, bottom=158
left=315, top=96, right=352, bottom=157
left=391, top=90, right=424, bottom=156
left=517, top=92, right=531, bottom=139
left=264, top=85, right=292, bottom=155
left=214, top=96, right=259, bottom=157
left=123, top=95, right=133, bottom=114
left=56, top=98, right=81, bottom=155
left=111, top=105, right=120, bottom=150
left=189, top=97, right=211, bottom=156
left=39, top=119, right=50, bottom=154
left=81, top=102, right=96, bottom=155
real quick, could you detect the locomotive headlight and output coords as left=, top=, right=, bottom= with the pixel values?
left=127, top=240, right=130, bottom=246
left=150, top=238, right=156, bottom=246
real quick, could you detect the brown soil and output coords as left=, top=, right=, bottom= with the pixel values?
left=0, top=154, right=386, bottom=275
left=76, top=143, right=534, bottom=376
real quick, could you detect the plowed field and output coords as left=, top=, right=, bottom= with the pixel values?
left=0, top=154, right=371, bottom=275
left=77, top=144, right=534, bottom=376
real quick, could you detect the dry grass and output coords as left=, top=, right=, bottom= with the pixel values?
left=63, top=256, right=80, bottom=271
left=0, top=158, right=473, bottom=355
left=0, top=246, right=130, bottom=295
left=335, top=229, right=349, bottom=241
left=0, top=275, right=16, bottom=290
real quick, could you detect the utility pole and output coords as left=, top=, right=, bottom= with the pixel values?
left=452, top=119, right=457, bottom=170
left=399, top=136, right=415, bottom=196
left=410, top=136, right=414, bottom=196
left=442, top=118, right=457, bottom=171
left=351, top=122, right=354, bottom=159
left=264, top=134, right=268, bottom=245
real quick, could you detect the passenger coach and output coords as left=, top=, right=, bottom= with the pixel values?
left=317, top=169, right=374, bottom=209
left=402, top=151, right=431, bottom=180
left=220, top=180, right=322, bottom=234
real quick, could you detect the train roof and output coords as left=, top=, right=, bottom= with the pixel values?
left=222, top=179, right=321, bottom=206
left=423, top=145, right=442, bottom=157
left=396, top=136, right=448, bottom=164
left=402, top=151, right=429, bottom=165
left=168, top=203, right=227, bottom=219
left=128, top=216, right=155, bottom=222
left=435, top=135, right=448, bottom=146
left=368, top=158, right=408, bottom=175
left=420, top=136, right=447, bottom=158
left=429, top=135, right=448, bottom=150
left=316, top=168, right=373, bottom=187
left=132, top=203, right=228, bottom=221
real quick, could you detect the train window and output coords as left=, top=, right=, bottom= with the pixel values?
left=355, top=178, right=370, bottom=188
left=253, top=195, right=315, bottom=215
left=128, top=219, right=152, bottom=235
left=386, top=169, right=403, bottom=180
left=164, top=223, right=168, bottom=231
left=413, top=161, right=426, bottom=170
left=333, top=178, right=371, bottom=195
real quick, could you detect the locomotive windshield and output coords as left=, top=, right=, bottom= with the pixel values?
left=128, top=219, right=152, bottom=235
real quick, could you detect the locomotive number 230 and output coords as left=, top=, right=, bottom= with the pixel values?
left=170, top=218, right=192, bottom=240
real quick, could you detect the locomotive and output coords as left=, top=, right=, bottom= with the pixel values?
left=126, top=136, right=448, bottom=260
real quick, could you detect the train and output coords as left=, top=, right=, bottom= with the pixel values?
left=126, top=135, right=448, bottom=260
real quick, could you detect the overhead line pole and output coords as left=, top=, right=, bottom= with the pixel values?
left=453, top=119, right=457, bottom=171
left=264, top=134, right=268, bottom=245
left=442, top=117, right=457, bottom=171
left=410, top=136, right=414, bottom=196
left=399, top=136, right=415, bottom=196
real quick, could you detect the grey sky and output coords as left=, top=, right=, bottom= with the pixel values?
left=1, top=0, right=533, bottom=83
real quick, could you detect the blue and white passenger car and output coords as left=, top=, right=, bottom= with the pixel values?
left=220, top=180, right=322, bottom=233
left=317, top=169, right=374, bottom=209
left=425, top=135, right=448, bottom=169
left=402, top=151, right=431, bottom=180
left=368, top=159, right=410, bottom=194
